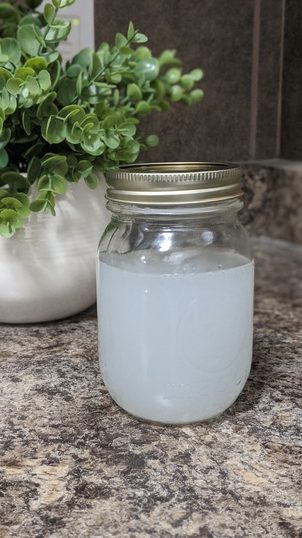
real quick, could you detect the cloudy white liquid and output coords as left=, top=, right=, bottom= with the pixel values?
left=97, top=250, right=254, bottom=424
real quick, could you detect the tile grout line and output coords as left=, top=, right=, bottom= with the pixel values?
left=249, top=0, right=261, bottom=159
left=276, top=0, right=286, bottom=157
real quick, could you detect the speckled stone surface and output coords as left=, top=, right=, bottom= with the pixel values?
left=241, top=160, right=302, bottom=244
left=0, top=237, right=301, bottom=538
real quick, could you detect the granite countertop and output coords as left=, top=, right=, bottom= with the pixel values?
left=0, top=236, right=301, bottom=537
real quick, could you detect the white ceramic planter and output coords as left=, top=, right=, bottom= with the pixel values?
left=0, top=175, right=110, bottom=323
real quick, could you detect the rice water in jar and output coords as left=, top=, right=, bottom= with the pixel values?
left=97, top=163, right=254, bottom=424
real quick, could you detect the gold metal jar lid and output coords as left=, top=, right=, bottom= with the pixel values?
left=105, top=162, right=242, bottom=206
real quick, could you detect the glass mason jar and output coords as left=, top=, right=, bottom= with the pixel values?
left=97, top=163, right=254, bottom=424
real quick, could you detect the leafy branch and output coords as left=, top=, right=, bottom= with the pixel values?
left=0, top=0, right=204, bottom=237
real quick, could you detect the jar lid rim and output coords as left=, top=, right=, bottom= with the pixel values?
left=104, top=162, right=242, bottom=206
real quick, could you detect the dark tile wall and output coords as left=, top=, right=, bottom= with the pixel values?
left=256, top=0, right=285, bottom=158
left=281, top=0, right=302, bottom=160
left=94, top=0, right=286, bottom=162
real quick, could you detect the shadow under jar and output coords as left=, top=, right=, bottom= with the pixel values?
left=97, top=163, right=254, bottom=425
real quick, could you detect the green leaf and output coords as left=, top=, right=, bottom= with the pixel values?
left=134, top=58, right=159, bottom=81
left=57, top=77, right=78, bottom=105
left=170, top=84, right=184, bottom=102
left=6, top=77, right=23, bottom=96
left=0, top=4, right=20, bottom=23
left=102, top=112, right=120, bottom=129
left=71, top=48, right=92, bottom=68
left=90, top=52, right=102, bottom=79
left=22, top=110, right=31, bottom=135
left=45, top=195, right=56, bottom=216
left=30, top=199, right=46, bottom=212
left=115, top=33, right=127, bottom=49
left=126, top=83, right=142, bottom=101
left=19, top=14, right=41, bottom=27
left=17, top=25, right=45, bottom=56
left=0, top=189, right=8, bottom=200
left=158, top=49, right=179, bottom=67
left=76, top=72, right=82, bottom=96
left=120, top=123, right=136, bottom=137
left=113, top=88, right=119, bottom=106
left=81, top=132, right=105, bottom=156
left=105, top=132, right=120, bottom=150
left=0, top=68, right=12, bottom=90
left=50, top=174, right=66, bottom=194
left=84, top=172, right=99, bottom=189
left=41, top=116, right=66, bottom=144
left=78, top=160, right=92, bottom=177
left=66, top=64, right=82, bottom=78
left=180, top=74, right=194, bottom=90
left=1, top=172, right=29, bottom=191
left=26, top=76, right=40, bottom=97
left=37, top=92, right=57, bottom=119
left=0, top=196, right=23, bottom=210
left=28, top=156, right=41, bottom=184
left=45, top=20, right=71, bottom=43
left=37, top=174, right=51, bottom=192
left=49, top=60, right=61, bottom=87
left=44, top=3, right=56, bottom=24
left=38, top=70, right=51, bottom=91
left=71, top=168, right=81, bottom=182
left=0, top=38, right=21, bottom=65
left=66, top=122, right=82, bottom=144
left=135, top=101, right=151, bottom=115
left=52, top=0, right=75, bottom=7
left=0, top=148, right=8, bottom=169
left=153, top=79, right=165, bottom=99
left=134, top=46, right=152, bottom=61
left=81, top=114, right=99, bottom=129
left=127, top=21, right=135, bottom=41
left=37, top=173, right=65, bottom=195
left=0, top=222, right=15, bottom=238
left=1, top=91, right=16, bottom=114
left=15, top=67, right=35, bottom=80
left=165, top=68, right=181, bottom=84
left=120, top=139, right=140, bottom=162
left=66, top=154, right=77, bottom=167
left=0, top=127, right=10, bottom=149
left=0, top=217, right=23, bottom=235
left=14, top=193, right=30, bottom=217
left=107, top=73, right=121, bottom=84
left=42, top=154, right=68, bottom=175
left=133, top=32, right=148, bottom=44
left=190, top=88, right=204, bottom=102
left=57, top=104, right=84, bottom=122
left=0, top=109, right=4, bottom=132
left=189, top=68, right=204, bottom=82
left=44, top=50, right=59, bottom=64
left=0, top=208, right=17, bottom=222
left=24, top=57, right=48, bottom=74
left=145, top=134, right=159, bottom=147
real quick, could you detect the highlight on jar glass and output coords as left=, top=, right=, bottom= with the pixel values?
left=97, top=163, right=254, bottom=425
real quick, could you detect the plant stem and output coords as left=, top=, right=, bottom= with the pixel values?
left=89, top=33, right=137, bottom=86
left=71, top=33, right=137, bottom=106
left=38, top=6, right=59, bottom=55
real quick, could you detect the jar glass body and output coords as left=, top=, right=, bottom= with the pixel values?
left=97, top=199, right=254, bottom=424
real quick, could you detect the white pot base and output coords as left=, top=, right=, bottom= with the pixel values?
left=0, top=177, right=109, bottom=323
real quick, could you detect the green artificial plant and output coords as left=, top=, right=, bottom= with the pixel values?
left=0, top=0, right=204, bottom=237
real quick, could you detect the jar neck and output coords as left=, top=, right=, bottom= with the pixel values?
left=106, top=198, right=243, bottom=223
